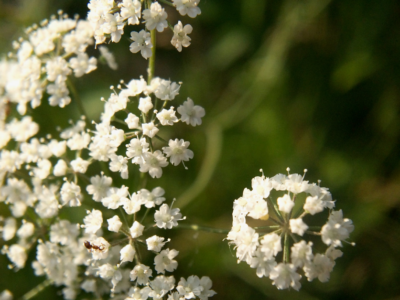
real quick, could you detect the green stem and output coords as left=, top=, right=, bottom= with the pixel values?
left=20, top=279, right=52, bottom=300
left=254, top=225, right=281, bottom=230
left=147, top=29, right=156, bottom=84
left=176, top=224, right=230, bottom=234
left=158, top=0, right=174, bottom=7
left=283, top=233, right=290, bottom=263
left=267, top=197, right=284, bottom=223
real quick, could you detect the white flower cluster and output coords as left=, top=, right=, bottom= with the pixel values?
left=89, top=76, right=205, bottom=179
left=0, top=1, right=213, bottom=298
left=0, top=12, right=103, bottom=116
left=87, top=0, right=201, bottom=55
left=227, top=168, right=354, bottom=291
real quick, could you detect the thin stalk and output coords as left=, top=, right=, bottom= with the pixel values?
left=147, top=29, right=156, bottom=84
left=140, top=207, right=151, bottom=223
left=158, top=0, right=174, bottom=7
left=176, top=224, right=230, bottom=234
left=254, top=225, right=281, bottom=230
left=267, top=197, right=284, bottom=223
left=283, top=233, right=290, bottom=263
left=20, top=279, right=52, bottom=300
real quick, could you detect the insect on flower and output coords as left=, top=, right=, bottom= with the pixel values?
left=84, top=240, right=105, bottom=252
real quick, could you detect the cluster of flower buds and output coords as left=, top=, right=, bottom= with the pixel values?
left=87, top=0, right=201, bottom=55
left=227, top=168, right=354, bottom=290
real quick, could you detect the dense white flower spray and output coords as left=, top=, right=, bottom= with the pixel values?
left=0, top=1, right=215, bottom=299
left=227, top=168, right=354, bottom=290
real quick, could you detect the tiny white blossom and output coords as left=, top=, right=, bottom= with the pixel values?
left=120, top=244, right=136, bottom=264
left=154, top=249, right=179, bottom=274
left=172, top=0, right=201, bottom=18
left=146, top=235, right=167, bottom=252
left=107, top=215, right=123, bottom=232
left=277, top=194, right=294, bottom=214
left=154, top=204, right=183, bottom=229
left=138, top=96, right=154, bottom=113
left=157, top=108, right=179, bottom=126
left=125, top=113, right=140, bottom=129
left=71, top=157, right=90, bottom=173
left=130, top=30, right=153, bottom=59
left=142, top=2, right=168, bottom=32
left=53, top=159, right=68, bottom=176
left=162, top=139, right=194, bottom=166
left=177, top=98, right=205, bottom=126
left=139, top=151, right=168, bottom=178
left=171, top=21, right=193, bottom=52
left=130, top=221, right=144, bottom=238
left=289, top=218, right=308, bottom=236
left=83, top=209, right=103, bottom=235
left=142, top=122, right=159, bottom=138
left=130, top=264, right=153, bottom=285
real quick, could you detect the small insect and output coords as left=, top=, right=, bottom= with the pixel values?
left=84, top=240, right=105, bottom=252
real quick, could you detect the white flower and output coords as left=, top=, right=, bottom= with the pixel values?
left=154, top=249, right=179, bottom=274
left=177, top=275, right=203, bottom=299
left=277, top=194, right=294, bottom=214
left=249, top=250, right=277, bottom=278
left=69, top=53, right=97, bottom=77
left=71, top=157, right=90, bottom=173
left=101, top=186, right=129, bottom=209
left=154, top=204, right=183, bottom=229
left=149, top=275, right=175, bottom=299
left=138, top=96, right=154, bottom=113
left=290, top=241, right=313, bottom=268
left=260, top=233, right=282, bottom=259
left=146, top=235, right=167, bottom=252
left=109, top=154, right=129, bottom=179
left=46, top=57, right=71, bottom=81
left=17, top=221, right=35, bottom=239
left=121, top=0, right=142, bottom=25
left=53, top=159, right=68, bottom=176
left=86, top=174, right=112, bottom=202
left=198, top=276, right=216, bottom=300
left=269, top=263, right=301, bottom=291
left=130, top=264, right=153, bottom=285
left=142, top=122, right=159, bottom=138
left=303, top=254, right=335, bottom=282
left=142, top=2, right=168, bottom=32
left=172, top=0, right=201, bottom=18
left=234, top=224, right=259, bottom=263
left=177, top=98, right=205, bottom=126
left=107, top=215, right=123, bottom=232
left=120, top=244, right=136, bottom=264
left=130, top=221, right=144, bottom=238
left=125, top=113, right=140, bottom=129
left=139, top=151, right=168, bottom=178
left=123, top=193, right=142, bottom=215
left=162, top=139, right=194, bottom=166
left=171, top=21, right=193, bottom=52
left=139, top=187, right=166, bottom=208
left=7, top=244, right=27, bottom=269
left=289, top=218, right=308, bottom=236
left=2, top=218, right=17, bottom=241
left=304, top=195, right=324, bottom=215
left=126, top=137, right=149, bottom=164
left=83, top=209, right=103, bottom=234
left=154, top=79, right=181, bottom=101
left=60, top=181, right=82, bottom=206
left=130, top=30, right=153, bottom=59
left=157, top=108, right=179, bottom=126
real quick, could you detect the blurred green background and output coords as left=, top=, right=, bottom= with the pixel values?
left=1, top=0, right=400, bottom=299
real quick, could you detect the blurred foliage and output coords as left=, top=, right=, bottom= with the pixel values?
left=1, top=0, right=400, bottom=299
